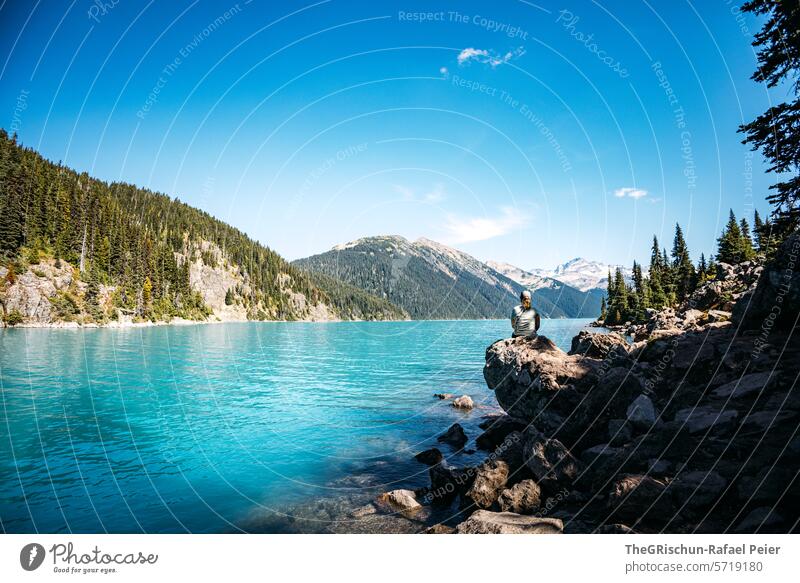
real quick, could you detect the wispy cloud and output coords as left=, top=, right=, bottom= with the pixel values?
left=613, top=187, right=648, bottom=199
left=393, top=183, right=447, bottom=204
left=457, top=46, right=525, bottom=68
left=441, top=207, right=529, bottom=244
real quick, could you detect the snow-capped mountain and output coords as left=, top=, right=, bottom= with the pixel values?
left=485, top=261, right=555, bottom=291
left=535, top=257, right=634, bottom=292
left=486, top=260, right=605, bottom=318
left=295, top=237, right=602, bottom=319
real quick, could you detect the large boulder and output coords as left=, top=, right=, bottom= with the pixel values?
left=497, top=479, right=542, bottom=514
left=455, top=510, right=563, bottom=534
left=733, top=231, right=800, bottom=331
left=464, top=460, right=509, bottom=509
left=483, top=336, right=600, bottom=425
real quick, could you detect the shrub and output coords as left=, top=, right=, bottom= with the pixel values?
left=4, top=309, right=24, bottom=326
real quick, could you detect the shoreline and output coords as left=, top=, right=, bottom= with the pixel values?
left=3, top=316, right=595, bottom=330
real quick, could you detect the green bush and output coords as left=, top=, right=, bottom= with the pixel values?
left=4, top=309, right=24, bottom=326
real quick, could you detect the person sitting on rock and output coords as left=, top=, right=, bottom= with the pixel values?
left=511, top=290, right=540, bottom=338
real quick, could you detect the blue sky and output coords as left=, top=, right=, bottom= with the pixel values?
left=0, top=0, right=779, bottom=269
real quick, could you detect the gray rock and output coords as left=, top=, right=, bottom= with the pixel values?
left=672, top=471, right=728, bottom=508
left=681, top=309, right=704, bottom=327
left=712, top=372, right=772, bottom=399
left=455, top=510, right=563, bottom=534
left=741, top=409, right=796, bottom=428
left=524, top=434, right=581, bottom=492
left=607, top=474, right=673, bottom=522
left=434, top=393, right=454, bottom=400
left=581, top=443, right=622, bottom=464
left=497, top=479, right=542, bottom=514
left=608, top=418, right=633, bottom=445
left=414, top=448, right=443, bottom=466
left=734, top=507, right=784, bottom=533
left=626, top=394, right=656, bottom=428
left=569, top=330, right=631, bottom=359
left=674, top=406, right=738, bottom=433
left=707, top=309, right=731, bottom=322
left=465, top=460, right=509, bottom=509
left=427, top=464, right=475, bottom=504
left=476, top=415, right=525, bottom=450
left=437, top=423, right=468, bottom=448
left=733, top=231, right=800, bottom=331
left=484, top=336, right=600, bottom=424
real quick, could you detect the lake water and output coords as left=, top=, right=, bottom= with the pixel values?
left=0, top=319, right=592, bottom=533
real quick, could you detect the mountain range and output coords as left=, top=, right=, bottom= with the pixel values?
left=1, top=131, right=615, bottom=325
left=527, top=257, right=635, bottom=292
left=293, top=236, right=604, bottom=319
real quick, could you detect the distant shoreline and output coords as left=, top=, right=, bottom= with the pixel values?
left=2, top=316, right=595, bottom=330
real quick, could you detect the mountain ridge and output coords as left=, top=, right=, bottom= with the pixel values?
left=295, top=236, right=602, bottom=320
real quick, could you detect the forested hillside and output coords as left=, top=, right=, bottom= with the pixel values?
left=294, top=235, right=577, bottom=319
left=0, top=130, right=402, bottom=325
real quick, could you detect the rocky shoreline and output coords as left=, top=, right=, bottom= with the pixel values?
left=257, top=232, right=799, bottom=534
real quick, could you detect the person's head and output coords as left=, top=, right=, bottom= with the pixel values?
left=520, top=290, right=532, bottom=309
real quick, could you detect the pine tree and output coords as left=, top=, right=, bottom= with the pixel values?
left=752, top=209, right=777, bottom=259
left=631, top=260, right=648, bottom=321
left=739, top=217, right=756, bottom=261
left=599, top=296, right=607, bottom=321
left=671, top=223, right=696, bottom=302
left=717, top=209, right=744, bottom=264
left=697, top=253, right=708, bottom=282
left=740, top=0, right=800, bottom=236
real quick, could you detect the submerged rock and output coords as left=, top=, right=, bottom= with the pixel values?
left=437, top=423, right=468, bottom=448
left=455, top=510, right=563, bottom=534
left=452, top=395, right=475, bottom=410
left=376, top=489, right=422, bottom=513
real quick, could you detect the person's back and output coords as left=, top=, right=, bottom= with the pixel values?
left=511, top=290, right=540, bottom=338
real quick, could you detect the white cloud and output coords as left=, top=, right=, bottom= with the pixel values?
left=393, top=184, right=415, bottom=200
left=393, top=183, right=447, bottom=204
left=457, top=46, right=525, bottom=68
left=439, top=66, right=448, bottom=76
left=441, top=206, right=528, bottom=244
left=613, top=187, right=648, bottom=199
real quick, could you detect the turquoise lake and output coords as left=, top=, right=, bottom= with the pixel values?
left=0, top=319, right=592, bottom=533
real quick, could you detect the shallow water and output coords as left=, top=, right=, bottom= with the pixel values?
left=0, top=319, right=592, bottom=533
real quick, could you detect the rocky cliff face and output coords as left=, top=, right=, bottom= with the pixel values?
left=370, top=231, right=799, bottom=534
left=0, top=239, right=336, bottom=326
